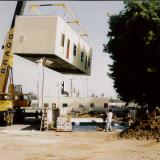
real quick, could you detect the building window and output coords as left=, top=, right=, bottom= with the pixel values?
left=90, top=103, right=95, bottom=108
left=66, top=39, right=70, bottom=59
left=19, top=36, right=24, bottom=43
left=81, top=51, right=84, bottom=62
left=104, top=103, right=108, bottom=108
left=44, top=103, right=49, bottom=108
left=63, top=103, right=68, bottom=107
left=61, top=33, right=65, bottom=47
left=73, top=44, right=77, bottom=56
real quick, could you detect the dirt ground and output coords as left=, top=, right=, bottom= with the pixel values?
left=0, top=125, right=160, bottom=160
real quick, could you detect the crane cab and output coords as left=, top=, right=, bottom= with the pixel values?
left=14, top=94, right=31, bottom=108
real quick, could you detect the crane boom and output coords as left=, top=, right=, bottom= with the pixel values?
left=0, top=2, right=31, bottom=125
left=0, top=1, right=26, bottom=94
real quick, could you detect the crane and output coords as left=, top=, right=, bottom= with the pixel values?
left=0, top=1, right=31, bottom=125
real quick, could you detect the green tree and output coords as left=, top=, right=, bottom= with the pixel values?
left=104, top=0, right=160, bottom=111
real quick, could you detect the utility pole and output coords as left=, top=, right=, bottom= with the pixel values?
left=56, top=83, right=60, bottom=108
left=70, top=79, right=73, bottom=97
left=37, top=72, right=40, bottom=108
left=41, top=57, right=45, bottom=109
left=86, top=78, right=88, bottom=97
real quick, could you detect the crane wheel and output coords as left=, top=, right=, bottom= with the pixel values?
left=3, top=111, right=7, bottom=122
left=10, top=111, right=14, bottom=125
left=4, top=110, right=14, bottom=125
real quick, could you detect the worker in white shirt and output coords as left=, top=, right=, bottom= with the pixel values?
left=106, top=109, right=113, bottom=132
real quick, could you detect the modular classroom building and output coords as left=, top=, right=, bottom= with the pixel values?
left=13, top=15, right=92, bottom=75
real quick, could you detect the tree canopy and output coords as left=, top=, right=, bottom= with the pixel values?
left=104, top=0, right=160, bottom=109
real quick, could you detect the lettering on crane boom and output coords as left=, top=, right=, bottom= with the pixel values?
left=0, top=33, right=13, bottom=74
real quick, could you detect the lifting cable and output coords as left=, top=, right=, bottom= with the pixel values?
left=29, top=3, right=89, bottom=39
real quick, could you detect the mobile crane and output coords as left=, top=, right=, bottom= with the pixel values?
left=0, top=1, right=31, bottom=125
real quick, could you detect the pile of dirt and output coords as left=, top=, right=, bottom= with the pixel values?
left=120, top=111, right=160, bottom=142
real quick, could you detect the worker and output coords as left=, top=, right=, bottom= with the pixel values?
left=106, top=109, right=113, bottom=132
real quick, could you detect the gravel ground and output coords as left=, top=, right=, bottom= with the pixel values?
left=0, top=125, right=160, bottom=160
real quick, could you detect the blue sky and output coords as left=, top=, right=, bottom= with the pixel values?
left=0, top=1, right=124, bottom=98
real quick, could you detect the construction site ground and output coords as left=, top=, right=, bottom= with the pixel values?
left=0, top=124, right=160, bottom=160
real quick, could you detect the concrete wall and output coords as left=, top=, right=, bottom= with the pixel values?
left=32, top=97, right=109, bottom=113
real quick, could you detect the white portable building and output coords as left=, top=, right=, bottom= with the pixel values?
left=12, top=15, right=92, bottom=75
